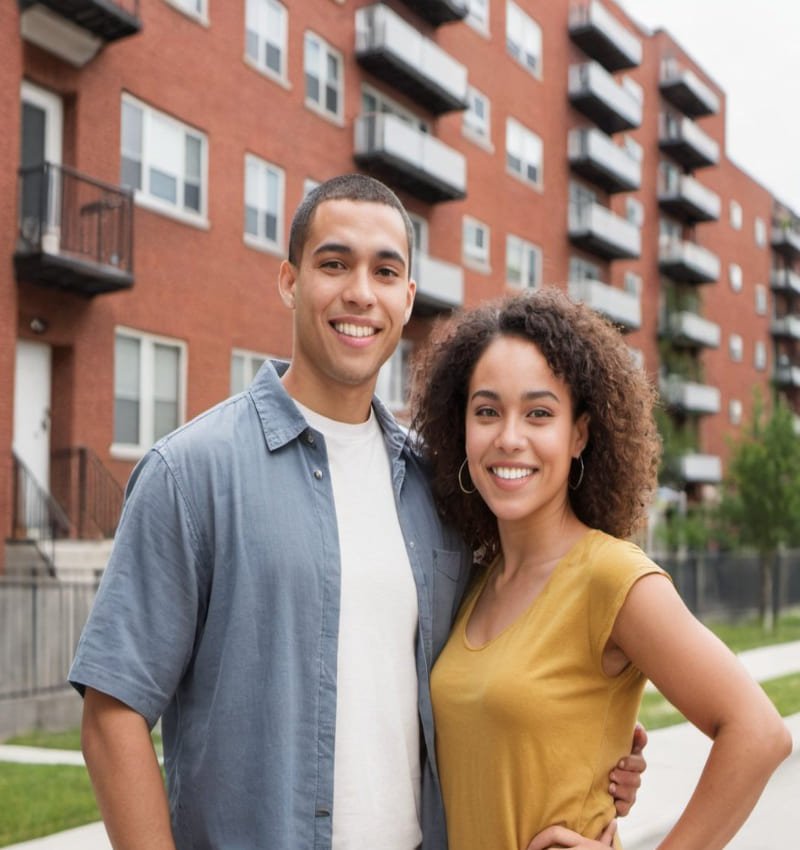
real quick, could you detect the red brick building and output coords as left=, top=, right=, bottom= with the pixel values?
left=3, top=0, right=797, bottom=571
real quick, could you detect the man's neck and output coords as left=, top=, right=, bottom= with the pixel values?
left=280, top=367, right=375, bottom=424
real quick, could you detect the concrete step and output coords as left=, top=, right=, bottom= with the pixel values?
left=52, top=539, right=113, bottom=580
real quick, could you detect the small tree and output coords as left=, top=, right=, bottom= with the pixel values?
left=716, top=395, right=800, bottom=631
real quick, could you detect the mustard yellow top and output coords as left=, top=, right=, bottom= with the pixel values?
left=431, top=530, right=669, bottom=850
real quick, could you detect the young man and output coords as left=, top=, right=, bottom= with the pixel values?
left=70, top=175, right=644, bottom=849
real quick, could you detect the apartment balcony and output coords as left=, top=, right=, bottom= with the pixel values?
left=355, top=5, right=468, bottom=115
left=354, top=112, right=466, bottom=203
left=675, top=452, right=722, bottom=485
left=412, top=252, right=464, bottom=314
left=568, top=127, right=641, bottom=193
left=771, top=315, right=800, bottom=340
left=658, top=173, right=721, bottom=223
left=659, top=61, right=720, bottom=117
left=18, top=0, right=140, bottom=66
left=568, top=278, right=641, bottom=330
left=568, top=201, right=641, bottom=260
left=771, top=225, right=800, bottom=259
left=774, top=363, right=800, bottom=388
left=770, top=267, right=800, bottom=296
left=568, top=0, right=642, bottom=71
left=665, top=311, right=721, bottom=349
left=568, top=62, right=643, bottom=134
left=661, top=375, right=721, bottom=415
left=14, top=162, right=134, bottom=296
left=659, top=113, right=720, bottom=170
left=398, top=0, right=468, bottom=26
left=659, top=238, right=720, bottom=284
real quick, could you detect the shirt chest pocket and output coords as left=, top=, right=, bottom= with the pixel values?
left=431, top=549, right=465, bottom=660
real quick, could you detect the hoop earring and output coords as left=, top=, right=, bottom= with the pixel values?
left=568, top=455, right=585, bottom=491
left=458, top=458, right=476, bottom=495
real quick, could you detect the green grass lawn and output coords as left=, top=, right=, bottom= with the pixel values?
left=707, top=612, right=800, bottom=653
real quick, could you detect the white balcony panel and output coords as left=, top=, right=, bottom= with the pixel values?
left=568, top=127, right=641, bottom=192
left=678, top=453, right=722, bottom=484
left=568, top=279, right=641, bottom=329
left=659, top=173, right=720, bottom=222
left=661, top=376, right=720, bottom=415
left=660, top=113, right=720, bottom=169
left=568, top=202, right=641, bottom=260
left=668, top=311, right=721, bottom=348
left=771, top=315, right=800, bottom=340
left=770, top=268, right=800, bottom=296
left=20, top=5, right=103, bottom=66
left=660, top=62, right=720, bottom=116
left=772, top=226, right=800, bottom=257
left=355, top=5, right=468, bottom=113
left=354, top=113, right=466, bottom=202
left=412, top=252, right=464, bottom=312
left=568, top=62, right=643, bottom=133
left=659, top=238, right=720, bottom=284
left=775, top=365, right=800, bottom=388
left=568, top=0, right=642, bottom=70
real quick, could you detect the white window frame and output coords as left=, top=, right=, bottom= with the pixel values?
left=463, top=215, right=490, bottom=271
left=409, top=213, right=429, bottom=257
left=244, top=154, right=285, bottom=254
left=304, top=31, right=344, bottom=123
left=112, top=327, right=187, bottom=460
left=729, top=399, right=743, bottom=426
left=231, top=348, right=271, bottom=395
left=303, top=177, right=321, bottom=197
left=754, top=340, right=767, bottom=371
left=376, top=340, right=412, bottom=412
left=626, top=197, right=644, bottom=227
left=506, top=117, right=543, bottom=188
left=466, top=0, right=490, bottom=35
left=755, top=283, right=768, bottom=316
left=729, top=262, right=743, bottom=292
left=729, top=333, right=743, bottom=363
left=506, top=1, right=542, bottom=78
left=121, top=94, right=208, bottom=226
left=625, top=272, right=642, bottom=295
left=754, top=216, right=767, bottom=247
left=569, top=255, right=601, bottom=282
left=463, top=86, right=492, bottom=148
left=361, top=84, right=428, bottom=132
left=245, top=0, right=288, bottom=85
left=506, top=234, right=541, bottom=289
left=164, top=0, right=207, bottom=23
left=730, top=199, right=743, bottom=230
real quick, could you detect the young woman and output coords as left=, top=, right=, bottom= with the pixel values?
left=411, top=289, right=791, bottom=850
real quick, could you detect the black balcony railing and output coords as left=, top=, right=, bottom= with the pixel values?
left=15, top=162, right=134, bottom=296
left=398, top=0, right=468, bottom=26
left=17, top=0, right=141, bottom=42
left=51, top=446, right=124, bottom=539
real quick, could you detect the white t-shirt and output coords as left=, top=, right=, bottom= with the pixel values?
left=295, top=402, right=421, bottom=850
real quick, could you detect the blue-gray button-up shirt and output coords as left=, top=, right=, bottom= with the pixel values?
left=69, top=361, right=471, bottom=850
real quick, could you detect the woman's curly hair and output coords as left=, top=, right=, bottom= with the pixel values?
left=409, top=287, right=661, bottom=563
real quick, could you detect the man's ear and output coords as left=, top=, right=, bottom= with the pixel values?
left=278, top=260, right=298, bottom=308
left=404, top=279, right=417, bottom=325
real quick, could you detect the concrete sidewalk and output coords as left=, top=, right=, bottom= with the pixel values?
left=3, top=641, right=799, bottom=849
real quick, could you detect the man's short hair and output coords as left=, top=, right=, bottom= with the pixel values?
left=288, top=174, right=414, bottom=270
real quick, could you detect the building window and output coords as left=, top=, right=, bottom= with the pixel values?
left=754, top=340, right=767, bottom=371
left=463, top=86, right=491, bottom=145
left=623, top=135, right=643, bottom=162
left=506, top=234, right=541, bottom=289
left=754, top=216, right=767, bottom=247
left=304, top=32, right=343, bottom=121
left=569, top=255, right=601, bottom=281
left=165, top=0, right=206, bottom=20
left=625, top=272, right=642, bottom=295
left=463, top=216, right=490, bottom=269
left=121, top=96, right=207, bottom=222
left=730, top=199, right=742, bottom=230
left=409, top=213, right=429, bottom=257
left=506, top=2, right=542, bottom=77
left=362, top=85, right=428, bottom=131
left=231, top=349, right=269, bottom=394
left=729, top=333, right=743, bottom=362
left=506, top=117, right=542, bottom=187
left=729, top=399, right=743, bottom=426
left=466, top=0, right=489, bottom=34
left=626, top=197, right=644, bottom=227
left=114, top=329, right=185, bottom=454
left=245, top=0, right=287, bottom=81
left=755, top=283, right=768, bottom=315
left=376, top=340, right=412, bottom=411
left=244, top=154, right=284, bottom=252
left=304, top=178, right=320, bottom=197
left=729, top=263, right=743, bottom=292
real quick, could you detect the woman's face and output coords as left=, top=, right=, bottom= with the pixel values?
left=464, top=335, right=588, bottom=528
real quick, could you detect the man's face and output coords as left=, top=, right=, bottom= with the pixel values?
left=279, top=199, right=416, bottom=406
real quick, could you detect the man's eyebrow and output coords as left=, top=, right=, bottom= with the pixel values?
left=312, top=243, right=407, bottom=270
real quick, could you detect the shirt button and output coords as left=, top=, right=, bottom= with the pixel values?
left=313, top=469, right=323, bottom=480
left=409, top=541, right=415, bottom=548
left=306, top=431, right=315, bottom=445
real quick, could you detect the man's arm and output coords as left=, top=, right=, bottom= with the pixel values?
left=609, top=722, right=647, bottom=817
left=82, top=688, right=176, bottom=850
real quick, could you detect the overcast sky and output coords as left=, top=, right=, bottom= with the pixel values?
left=618, top=0, right=800, bottom=213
